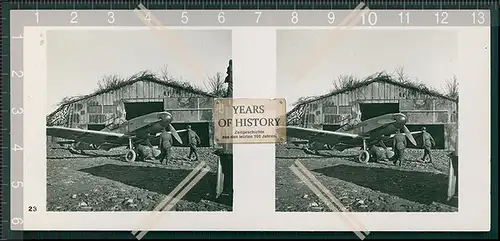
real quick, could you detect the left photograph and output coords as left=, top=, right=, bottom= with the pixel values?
left=45, top=29, right=233, bottom=212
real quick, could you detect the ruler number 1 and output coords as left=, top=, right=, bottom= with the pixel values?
left=34, top=11, right=39, bottom=23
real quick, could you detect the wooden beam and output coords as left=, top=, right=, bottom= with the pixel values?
left=432, top=100, right=436, bottom=123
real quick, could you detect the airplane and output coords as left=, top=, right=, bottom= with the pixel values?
left=46, top=111, right=186, bottom=163
left=280, top=112, right=423, bottom=164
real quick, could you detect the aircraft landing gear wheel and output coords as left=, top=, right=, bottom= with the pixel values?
left=358, top=150, right=370, bottom=164
left=125, top=149, right=137, bottom=163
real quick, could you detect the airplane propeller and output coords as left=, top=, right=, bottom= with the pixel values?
left=402, top=125, right=417, bottom=146
left=394, top=113, right=417, bottom=146
left=168, top=124, right=183, bottom=145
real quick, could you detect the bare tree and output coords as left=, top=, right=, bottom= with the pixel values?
left=204, top=72, right=227, bottom=97
left=96, top=74, right=123, bottom=91
left=443, top=75, right=459, bottom=100
left=159, top=64, right=174, bottom=82
left=331, top=74, right=360, bottom=91
left=393, top=65, right=410, bottom=83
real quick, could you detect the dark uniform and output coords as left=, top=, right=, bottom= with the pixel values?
left=157, top=129, right=173, bottom=164
left=421, top=127, right=435, bottom=163
left=187, top=126, right=201, bottom=161
left=392, top=130, right=407, bottom=166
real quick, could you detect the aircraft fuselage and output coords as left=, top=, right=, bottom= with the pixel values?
left=72, top=112, right=173, bottom=150
left=306, top=113, right=408, bottom=151
left=107, top=112, right=173, bottom=138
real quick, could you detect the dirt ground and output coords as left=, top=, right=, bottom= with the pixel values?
left=275, top=144, right=458, bottom=212
left=46, top=145, right=233, bottom=212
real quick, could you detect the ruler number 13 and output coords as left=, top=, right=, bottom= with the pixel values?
left=471, top=12, right=485, bottom=24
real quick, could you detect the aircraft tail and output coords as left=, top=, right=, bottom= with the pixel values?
left=333, top=143, right=351, bottom=151
left=57, top=140, right=76, bottom=145
left=70, top=142, right=115, bottom=151
left=291, top=140, right=309, bottom=145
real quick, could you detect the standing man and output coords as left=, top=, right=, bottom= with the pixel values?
left=158, top=127, right=173, bottom=165
left=392, top=128, right=407, bottom=166
left=187, top=125, right=201, bottom=161
left=421, top=127, right=435, bottom=163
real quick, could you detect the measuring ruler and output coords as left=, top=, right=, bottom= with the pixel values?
left=2, top=0, right=26, bottom=239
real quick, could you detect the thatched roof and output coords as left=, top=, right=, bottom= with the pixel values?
left=289, top=72, right=458, bottom=113
left=57, top=71, right=215, bottom=106
left=46, top=71, right=217, bottom=121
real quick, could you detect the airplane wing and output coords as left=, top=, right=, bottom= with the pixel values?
left=46, top=126, right=131, bottom=147
left=281, top=126, right=361, bottom=146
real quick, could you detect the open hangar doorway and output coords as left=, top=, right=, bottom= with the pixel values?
left=405, top=124, right=445, bottom=149
left=87, top=124, right=106, bottom=131
left=170, top=122, right=211, bottom=148
left=323, top=124, right=341, bottom=131
left=359, top=102, right=399, bottom=121
left=124, top=101, right=164, bottom=120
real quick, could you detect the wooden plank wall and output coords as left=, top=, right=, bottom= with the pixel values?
left=66, top=81, right=214, bottom=127
left=289, top=81, right=459, bottom=150
left=296, top=81, right=458, bottom=127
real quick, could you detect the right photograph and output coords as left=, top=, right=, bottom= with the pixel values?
left=275, top=28, right=459, bottom=213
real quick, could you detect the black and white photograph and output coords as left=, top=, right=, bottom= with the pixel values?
left=275, top=29, right=460, bottom=213
left=45, top=29, right=233, bottom=212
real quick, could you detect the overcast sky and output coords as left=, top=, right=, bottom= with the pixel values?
left=277, top=29, right=461, bottom=111
left=46, top=29, right=232, bottom=114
